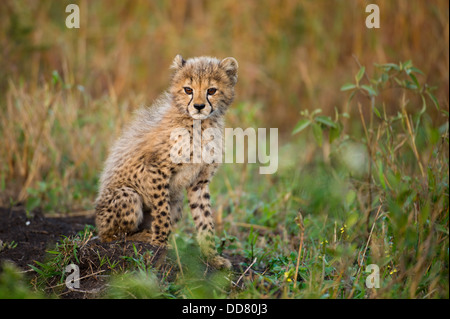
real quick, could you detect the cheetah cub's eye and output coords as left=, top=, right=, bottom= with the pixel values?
left=207, top=88, right=217, bottom=95
left=184, top=87, right=193, bottom=95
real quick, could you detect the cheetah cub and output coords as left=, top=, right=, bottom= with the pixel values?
left=95, top=55, right=238, bottom=269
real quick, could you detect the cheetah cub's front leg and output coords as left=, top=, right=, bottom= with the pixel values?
left=188, top=169, right=232, bottom=269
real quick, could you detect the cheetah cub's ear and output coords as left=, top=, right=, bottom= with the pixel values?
left=219, top=57, right=238, bottom=85
left=171, top=54, right=186, bottom=70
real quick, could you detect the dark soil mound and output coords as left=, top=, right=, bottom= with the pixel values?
left=0, top=206, right=94, bottom=270
left=0, top=206, right=248, bottom=299
left=0, top=206, right=167, bottom=298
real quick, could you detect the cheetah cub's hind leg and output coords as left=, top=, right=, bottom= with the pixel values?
left=95, top=186, right=148, bottom=242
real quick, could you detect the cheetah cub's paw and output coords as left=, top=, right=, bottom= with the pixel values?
left=208, top=255, right=232, bottom=270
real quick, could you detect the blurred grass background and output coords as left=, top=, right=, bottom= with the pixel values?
left=1, top=0, right=448, bottom=209
left=0, top=0, right=448, bottom=299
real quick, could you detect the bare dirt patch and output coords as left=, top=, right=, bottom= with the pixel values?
left=0, top=206, right=94, bottom=270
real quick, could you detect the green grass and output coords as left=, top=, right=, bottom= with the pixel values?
left=0, top=262, right=45, bottom=299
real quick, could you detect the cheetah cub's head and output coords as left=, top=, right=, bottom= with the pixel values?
left=170, top=55, right=238, bottom=120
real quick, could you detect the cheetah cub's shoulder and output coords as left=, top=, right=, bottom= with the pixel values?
left=95, top=55, right=238, bottom=269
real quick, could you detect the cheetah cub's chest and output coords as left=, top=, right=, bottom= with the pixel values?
left=170, top=163, right=203, bottom=192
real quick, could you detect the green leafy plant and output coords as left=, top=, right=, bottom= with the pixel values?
left=291, top=60, right=448, bottom=298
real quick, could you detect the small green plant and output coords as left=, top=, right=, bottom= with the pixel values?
left=29, top=235, right=82, bottom=291
left=292, top=107, right=345, bottom=146
left=105, top=270, right=163, bottom=299
left=0, top=240, right=18, bottom=252
left=120, top=243, right=155, bottom=272
left=0, top=262, right=45, bottom=299
left=29, top=225, right=96, bottom=293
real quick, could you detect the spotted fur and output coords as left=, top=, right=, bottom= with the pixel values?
left=95, top=55, right=238, bottom=269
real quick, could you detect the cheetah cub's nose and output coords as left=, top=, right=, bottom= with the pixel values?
left=194, top=103, right=206, bottom=111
